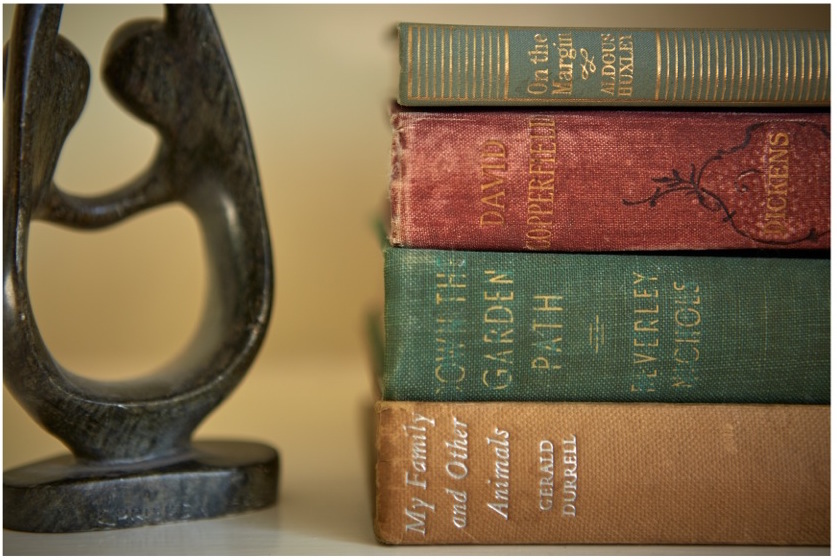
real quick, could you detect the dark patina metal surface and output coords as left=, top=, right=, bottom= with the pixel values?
left=3, top=5, right=278, bottom=532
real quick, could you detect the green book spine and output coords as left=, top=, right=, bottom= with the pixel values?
left=383, top=247, right=830, bottom=403
left=398, top=23, right=831, bottom=106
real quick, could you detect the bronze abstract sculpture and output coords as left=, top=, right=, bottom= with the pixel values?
left=4, top=5, right=278, bottom=532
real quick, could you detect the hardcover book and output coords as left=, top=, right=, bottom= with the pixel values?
left=383, top=246, right=829, bottom=403
left=398, top=23, right=831, bottom=107
left=390, top=106, right=830, bottom=252
left=374, top=400, right=830, bottom=545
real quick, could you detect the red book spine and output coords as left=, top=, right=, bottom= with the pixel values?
left=389, top=107, right=830, bottom=251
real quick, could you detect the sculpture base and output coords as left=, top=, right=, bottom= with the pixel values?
left=3, top=440, right=279, bottom=533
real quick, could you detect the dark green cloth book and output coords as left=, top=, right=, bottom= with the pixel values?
left=383, top=246, right=829, bottom=403
left=398, top=23, right=831, bottom=107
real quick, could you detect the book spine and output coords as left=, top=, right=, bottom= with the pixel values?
left=383, top=248, right=830, bottom=403
left=390, top=107, right=830, bottom=251
left=398, top=23, right=831, bottom=107
left=374, top=401, right=830, bottom=545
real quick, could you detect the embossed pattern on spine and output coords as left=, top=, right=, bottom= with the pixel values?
left=399, top=24, right=831, bottom=106
left=390, top=107, right=830, bottom=251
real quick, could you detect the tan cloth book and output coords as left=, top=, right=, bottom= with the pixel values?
left=374, top=401, right=829, bottom=545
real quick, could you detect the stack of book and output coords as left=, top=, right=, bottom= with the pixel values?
left=373, top=23, right=830, bottom=546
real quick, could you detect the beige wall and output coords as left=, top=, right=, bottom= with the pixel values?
left=2, top=5, right=829, bottom=464
left=2, top=3, right=828, bottom=379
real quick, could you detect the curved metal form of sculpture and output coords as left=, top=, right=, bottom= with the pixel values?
left=3, top=5, right=278, bottom=532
